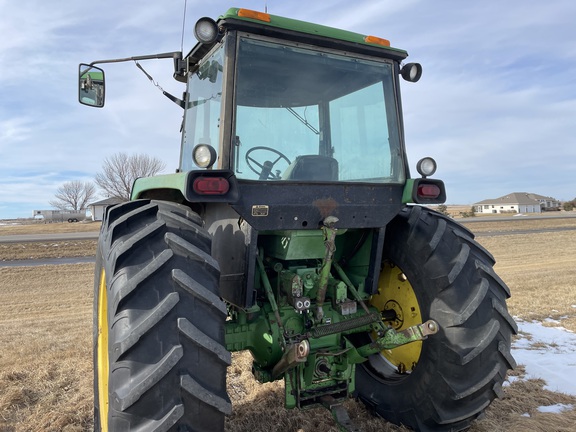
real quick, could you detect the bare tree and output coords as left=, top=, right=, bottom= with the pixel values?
left=95, top=152, right=166, bottom=201
left=50, top=180, right=97, bottom=211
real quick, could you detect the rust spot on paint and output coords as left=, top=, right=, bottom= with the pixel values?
left=313, top=198, right=338, bottom=218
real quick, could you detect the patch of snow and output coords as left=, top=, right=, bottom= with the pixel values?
left=536, top=403, right=574, bottom=413
left=503, top=375, right=521, bottom=387
left=512, top=319, right=576, bottom=396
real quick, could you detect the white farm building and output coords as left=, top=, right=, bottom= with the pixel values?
left=474, top=192, right=561, bottom=214
left=88, top=198, right=125, bottom=221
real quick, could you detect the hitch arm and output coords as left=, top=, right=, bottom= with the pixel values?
left=356, top=320, right=439, bottom=357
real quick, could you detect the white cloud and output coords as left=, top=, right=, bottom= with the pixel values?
left=0, top=117, right=32, bottom=144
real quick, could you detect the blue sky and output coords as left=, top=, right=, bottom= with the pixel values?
left=1, top=0, right=575, bottom=219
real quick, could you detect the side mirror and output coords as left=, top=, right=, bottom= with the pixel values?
left=79, top=64, right=105, bottom=107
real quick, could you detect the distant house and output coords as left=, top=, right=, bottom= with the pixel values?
left=530, top=193, right=562, bottom=211
left=474, top=192, right=561, bottom=214
left=88, top=198, right=125, bottom=221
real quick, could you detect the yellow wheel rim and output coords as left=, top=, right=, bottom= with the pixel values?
left=369, top=262, right=422, bottom=373
left=97, top=268, right=109, bottom=431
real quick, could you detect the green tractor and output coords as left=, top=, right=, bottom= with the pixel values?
left=80, top=8, right=517, bottom=432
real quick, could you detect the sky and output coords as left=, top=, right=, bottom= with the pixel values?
left=1, top=0, right=576, bottom=219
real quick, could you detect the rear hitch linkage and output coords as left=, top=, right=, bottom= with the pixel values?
left=357, top=319, right=439, bottom=357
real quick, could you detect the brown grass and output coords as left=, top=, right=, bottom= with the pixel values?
left=0, top=221, right=101, bottom=236
left=0, top=241, right=98, bottom=261
left=462, top=216, right=576, bottom=233
left=0, top=264, right=93, bottom=431
left=1, top=218, right=575, bottom=431
left=475, top=230, right=576, bottom=330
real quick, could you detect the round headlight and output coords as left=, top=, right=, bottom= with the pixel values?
left=400, top=63, right=423, bottom=83
left=416, top=157, right=437, bottom=178
left=194, top=17, right=219, bottom=44
left=193, top=144, right=217, bottom=168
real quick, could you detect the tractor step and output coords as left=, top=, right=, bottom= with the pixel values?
left=320, top=396, right=363, bottom=432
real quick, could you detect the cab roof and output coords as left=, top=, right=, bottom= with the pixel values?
left=186, top=8, right=408, bottom=67
left=219, top=8, right=408, bottom=60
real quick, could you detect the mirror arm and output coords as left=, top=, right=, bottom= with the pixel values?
left=88, top=51, right=183, bottom=66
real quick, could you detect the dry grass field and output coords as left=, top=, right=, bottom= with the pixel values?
left=1, top=216, right=575, bottom=431
left=0, top=241, right=98, bottom=261
left=0, top=221, right=101, bottom=236
left=0, top=221, right=100, bottom=261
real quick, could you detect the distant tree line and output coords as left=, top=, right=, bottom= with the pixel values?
left=563, top=199, right=576, bottom=211
left=50, top=152, right=166, bottom=211
left=436, top=205, right=476, bottom=218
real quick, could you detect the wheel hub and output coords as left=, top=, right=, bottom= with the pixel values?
left=369, top=262, right=423, bottom=373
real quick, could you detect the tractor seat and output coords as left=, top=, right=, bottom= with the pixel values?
left=282, top=155, right=339, bottom=181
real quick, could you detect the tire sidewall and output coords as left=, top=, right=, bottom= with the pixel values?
left=355, top=206, right=515, bottom=430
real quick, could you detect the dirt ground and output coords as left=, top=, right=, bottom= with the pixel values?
left=1, top=216, right=575, bottom=431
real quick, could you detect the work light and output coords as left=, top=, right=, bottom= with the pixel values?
left=400, top=63, right=423, bottom=82
left=194, top=17, right=219, bottom=44
left=416, top=157, right=437, bottom=178
left=193, top=144, right=217, bottom=168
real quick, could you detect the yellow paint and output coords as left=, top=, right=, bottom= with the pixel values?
left=370, top=262, right=422, bottom=372
left=97, top=268, right=109, bottom=431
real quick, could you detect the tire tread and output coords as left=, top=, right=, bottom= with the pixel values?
left=95, top=200, right=230, bottom=431
left=355, top=205, right=516, bottom=431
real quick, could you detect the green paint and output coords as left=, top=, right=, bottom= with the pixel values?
left=130, top=171, right=189, bottom=200
left=221, top=8, right=407, bottom=57
left=402, top=178, right=417, bottom=204
left=260, top=230, right=330, bottom=260
left=356, top=322, right=435, bottom=357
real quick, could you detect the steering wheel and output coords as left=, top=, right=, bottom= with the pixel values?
left=245, top=146, right=291, bottom=180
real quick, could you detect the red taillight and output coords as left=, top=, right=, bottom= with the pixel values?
left=193, top=177, right=230, bottom=195
left=417, top=183, right=441, bottom=199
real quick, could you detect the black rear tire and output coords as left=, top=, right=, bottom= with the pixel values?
left=355, top=206, right=517, bottom=432
left=94, top=200, right=231, bottom=431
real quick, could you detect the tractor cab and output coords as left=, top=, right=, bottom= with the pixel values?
left=166, top=8, right=446, bottom=236
left=183, top=25, right=405, bottom=186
